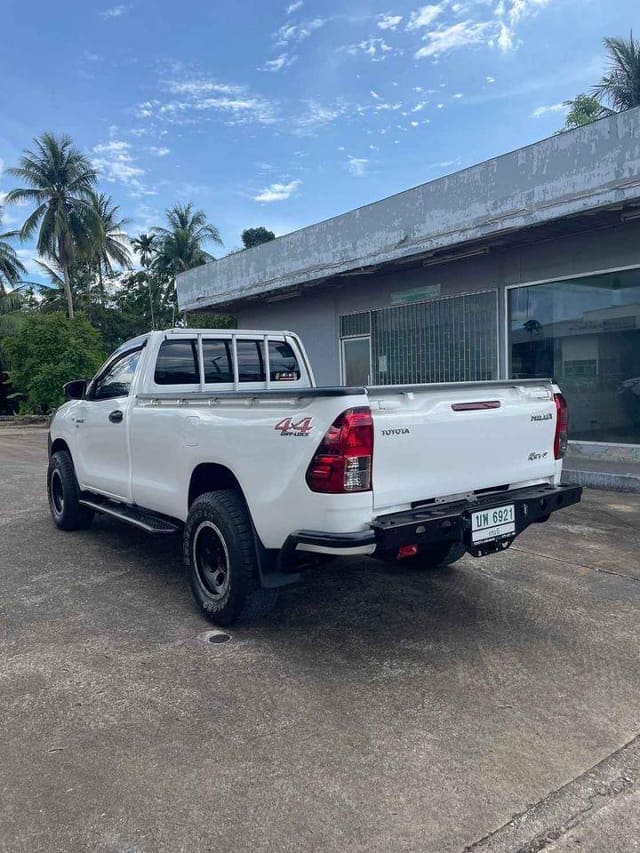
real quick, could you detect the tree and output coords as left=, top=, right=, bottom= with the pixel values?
left=241, top=226, right=276, bottom=249
left=152, top=203, right=223, bottom=277
left=131, top=233, right=156, bottom=269
left=594, top=32, right=640, bottom=112
left=84, top=192, right=132, bottom=302
left=152, top=203, right=223, bottom=319
left=6, top=132, right=101, bottom=320
left=562, top=93, right=610, bottom=130
left=131, top=233, right=158, bottom=329
left=2, top=313, right=105, bottom=413
left=0, top=208, right=27, bottom=295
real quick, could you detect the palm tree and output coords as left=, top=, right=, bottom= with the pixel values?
left=593, top=32, right=640, bottom=112
left=0, top=208, right=27, bottom=295
left=84, top=192, right=132, bottom=302
left=6, top=132, right=101, bottom=319
left=562, top=94, right=611, bottom=130
left=131, top=232, right=156, bottom=269
left=152, top=203, right=222, bottom=277
left=131, top=232, right=158, bottom=329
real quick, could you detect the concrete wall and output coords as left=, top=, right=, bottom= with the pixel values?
left=233, top=220, right=640, bottom=386
left=178, top=108, right=640, bottom=311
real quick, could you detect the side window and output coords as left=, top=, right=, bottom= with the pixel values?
left=154, top=340, right=199, bottom=385
left=268, top=340, right=301, bottom=381
left=92, top=350, right=141, bottom=400
left=237, top=340, right=265, bottom=382
left=202, top=339, right=233, bottom=383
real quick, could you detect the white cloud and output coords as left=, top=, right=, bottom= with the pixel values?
left=453, top=92, right=463, bottom=98
left=415, top=20, right=493, bottom=58
left=531, top=102, right=567, bottom=118
left=99, top=4, right=130, bottom=19
left=144, top=78, right=278, bottom=126
left=346, top=38, right=393, bottom=61
left=486, top=75, right=496, bottom=83
left=500, top=0, right=551, bottom=25
left=262, top=53, right=296, bottom=72
left=292, top=100, right=348, bottom=134
left=149, top=146, right=170, bottom=156
left=406, top=4, right=445, bottom=30
left=275, top=17, right=325, bottom=45
left=91, top=139, right=151, bottom=196
left=370, top=90, right=381, bottom=99
left=346, top=156, right=368, bottom=176
left=286, top=0, right=303, bottom=12
left=377, top=13, right=403, bottom=30
left=254, top=180, right=301, bottom=202
left=496, top=22, right=515, bottom=51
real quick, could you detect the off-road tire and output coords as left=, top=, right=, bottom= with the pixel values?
left=184, top=489, right=278, bottom=626
left=47, top=450, right=94, bottom=531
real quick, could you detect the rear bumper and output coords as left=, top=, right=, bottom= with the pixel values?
left=281, top=483, right=582, bottom=568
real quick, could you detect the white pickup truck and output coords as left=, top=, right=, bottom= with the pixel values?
left=48, top=328, right=581, bottom=624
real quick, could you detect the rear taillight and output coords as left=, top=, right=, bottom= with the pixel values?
left=306, top=407, right=373, bottom=493
left=554, top=392, right=569, bottom=459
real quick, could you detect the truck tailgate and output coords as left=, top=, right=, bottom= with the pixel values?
left=367, top=381, right=557, bottom=511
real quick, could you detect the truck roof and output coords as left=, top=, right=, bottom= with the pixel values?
left=163, top=328, right=293, bottom=336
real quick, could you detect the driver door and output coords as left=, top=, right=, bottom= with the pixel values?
left=74, top=347, right=142, bottom=501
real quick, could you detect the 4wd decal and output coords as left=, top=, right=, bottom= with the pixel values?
left=528, top=451, right=549, bottom=461
left=531, top=413, right=553, bottom=422
left=275, top=417, right=313, bottom=437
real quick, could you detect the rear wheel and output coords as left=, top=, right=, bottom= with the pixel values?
left=184, top=490, right=278, bottom=625
left=47, top=450, right=94, bottom=531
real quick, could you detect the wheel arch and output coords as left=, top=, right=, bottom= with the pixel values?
left=50, top=437, right=71, bottom=459
left=188, top=463, right=246, bottom=509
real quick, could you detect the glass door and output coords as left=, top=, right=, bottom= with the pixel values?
left=342, top=336, right=371, bottom=386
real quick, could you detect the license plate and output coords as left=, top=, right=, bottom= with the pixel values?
left=471, top=504, right=515, bottom=543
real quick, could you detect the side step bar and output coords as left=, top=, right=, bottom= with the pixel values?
left=79, top=498, right=180, bottom=534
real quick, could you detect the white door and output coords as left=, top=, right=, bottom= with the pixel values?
left=341, top=336, right=371, bottom=386
left=75, top=348, right=142, bottom=501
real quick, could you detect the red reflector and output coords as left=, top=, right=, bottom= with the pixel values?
left=398, top=544, right=419, bottom=559
left=306, top=407, right=373, bottom=493
left=554, top=392, right=569, bottom=459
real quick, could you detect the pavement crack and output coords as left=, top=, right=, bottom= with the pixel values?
left=462, top=734, right=640, bottom=853
left=510, top=546, right=640, bottom=584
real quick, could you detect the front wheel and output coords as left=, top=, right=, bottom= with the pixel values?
left=183, top=490, right=278, bottom=626
left=47, top=450, right=94, bottom=531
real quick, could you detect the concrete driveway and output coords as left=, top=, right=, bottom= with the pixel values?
left=1, top=428, right=639, bottom=853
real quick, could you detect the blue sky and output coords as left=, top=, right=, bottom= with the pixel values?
left=0, top=0, right=637, bottom=276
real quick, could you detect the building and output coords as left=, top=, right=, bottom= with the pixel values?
left=177, top=108, right=640, bottom=466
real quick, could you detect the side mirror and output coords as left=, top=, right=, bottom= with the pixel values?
left=63, top=379, right=87, bottom=400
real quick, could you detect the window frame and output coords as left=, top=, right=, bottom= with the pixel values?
left=87, top=344, right=146, bottom=401
left=153, top=338, right=200, bottom=387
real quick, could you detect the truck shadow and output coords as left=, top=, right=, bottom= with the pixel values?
left=84, top=514, right=544, bottom=658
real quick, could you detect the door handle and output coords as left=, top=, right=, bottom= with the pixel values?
left=109, top=410, right=124, bottom=423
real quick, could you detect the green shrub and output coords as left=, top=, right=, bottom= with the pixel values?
left=3, top=313, right=106, bottom=414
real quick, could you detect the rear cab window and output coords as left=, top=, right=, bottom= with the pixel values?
left=154, top=339, right=199, bottom=385
left=152, top=334, right=306, bottom=389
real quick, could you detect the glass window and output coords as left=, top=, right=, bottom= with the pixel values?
left=202, top=339, right=233, bottom=383
left=154, top=340, right=199, bottom=385
left=509, top=269, right=640, bottom=444
left=268, top=340, right=300, bottom=381
left=93, top=350, right=141, bottom=400
left=236, top=340, right=265, bottom=382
